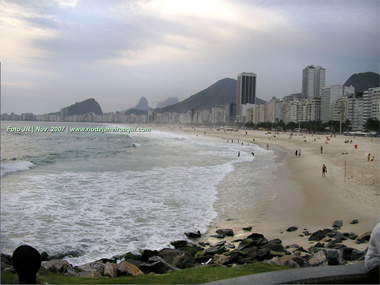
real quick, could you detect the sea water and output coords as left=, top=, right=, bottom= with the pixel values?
left=1, top=121, right=280, bottom=265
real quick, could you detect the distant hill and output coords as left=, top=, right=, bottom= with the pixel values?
left=59, top=98, right=103, bottom=116
left=344, top=72, right=380, bottom=94
left=156, top=97, right=179, bottom=108
left=134, top=96, right=151, bottom=111
left=155, top=78, right=266, bottom=113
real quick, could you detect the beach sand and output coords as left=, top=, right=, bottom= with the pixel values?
left=158, top=126, right=380, bottom=251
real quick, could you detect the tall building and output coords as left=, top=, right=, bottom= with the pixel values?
left=302, top=65, right=326, bottom=98
left=363, top=87, right=380, bottom=126
left=321, top=85, right=355, bottom=123
left=236, top=72, right=256, bottom=122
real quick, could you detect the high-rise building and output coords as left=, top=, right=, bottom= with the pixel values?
left=236, top=72, right=256, bottom=122
left=321, top=85, right=355, bottom=123
left=302, top=65, right=326, bottom=98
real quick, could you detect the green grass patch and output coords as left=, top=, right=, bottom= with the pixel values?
left=2, top=262, right=286, bottom=284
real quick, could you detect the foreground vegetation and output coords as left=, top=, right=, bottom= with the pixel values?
left=1, top=262, right=285, bottom=284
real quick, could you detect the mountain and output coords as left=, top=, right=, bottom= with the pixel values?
left=344, top=72, right=380, bottom=94
left=134, top=96, right=151, bottom=111
left=60, top=98, right=103, bottom=116
left=156, top=97, right=179, bottom=108
left=155, top=78, right=266, bottom=113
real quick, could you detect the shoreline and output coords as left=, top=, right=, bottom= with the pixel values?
left=156, top=125, right=379, bottom=251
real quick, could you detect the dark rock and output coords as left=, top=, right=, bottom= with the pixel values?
left=158, top=248, right=195, bottom=269
left=262, top=243, right=285, bottom=253
left=227, top=244, right=235, bottom=249
left=314, top=242, right=325, bottom=248
left=268, top=238, right=282, bottom=245
left=303, top=231, right=311, bottom=236
left=309, top=230, right=327, bottom=241
left=146, top=256, right=177, bottom=274
left=237, top=257, right=253, bottom=264
left=140, top=249, right=158, bottom=262
left=324, top=249, right=345, bottom=265
left=241, top=246, right=259, bottom=260
left=351, top=250, right=366, bottom=261
left=185, top=231, right=201, bottom=239
left=257, top=248, right=270, bottom=261
left=194, top=251, right=213, bottom=263
left=124, top=252, right=141, bottom=261
left=294, top=247, right=308, bottom=253
left=292, top=256, right=307, bottom=267
left=40, top=252, right=49, bottom=261
left=350, top=219, right=359, bottom=224
left=214, top=241, right=226, bottom=247
left=332, top=220, right=343, bottom=228
left=246, top=233, right=269, bottom=246
left=326, top=241, right=347, bottom=250
left=335, top=232, right=348, bottom=243
left=356, top=231, right=371, bottom=243
left=1, top=254, right=12, bottom=271
left=216, top=229, right=234, bottom=236
left=342, top=247, right=355, bottom=261
left=171, top=240, right=188, bottom=249
left=205, top=244, right=227, bottom=256
left=348, top=232, right=358, bottom=240
left=324, top=228, right=337, bottom=238
left=198, top=242, right=207, bottom=247
left=286, top=227, right=298, bottom=232
left=243, top=226, right=252, bottom=231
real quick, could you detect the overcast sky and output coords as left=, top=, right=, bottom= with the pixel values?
left=1, top=0, right=379, bottom=114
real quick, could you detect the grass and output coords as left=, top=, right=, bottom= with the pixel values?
left=1, top=262, right=286, bottom=284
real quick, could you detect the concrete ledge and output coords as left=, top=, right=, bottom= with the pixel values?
left=206, top=264, right=377, bottom=284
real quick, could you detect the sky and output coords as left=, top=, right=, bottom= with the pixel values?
left=1, top=0, right=379, bottom=114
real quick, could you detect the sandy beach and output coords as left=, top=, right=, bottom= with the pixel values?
left=157, top=125, right=380, bottom=251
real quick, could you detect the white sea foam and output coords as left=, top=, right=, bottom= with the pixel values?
left=0, top=161, right=35, bottom=176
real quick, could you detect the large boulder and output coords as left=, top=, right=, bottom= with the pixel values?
left=75, top=262, right=105, bottom=277
left=308, top=230, right=327, bottom=241
left=41, top=259, right=71, bottom=274
left=307, top=250, right=328, bottom=267
left=213, top=254, right=230, bottom=265
left=117, top=261, right=144, bottom=276
left=158, top=248, right=195, bottom=269
left=104, top=262, right=117, bottom=278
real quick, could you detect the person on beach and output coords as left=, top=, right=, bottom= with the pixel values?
left=368, top=153, right=371, bottom=161
left=365, top=222, right=380, bottom=283
left=298, top=149, right=301, bottom=157
left=12, top=245, right=43, bottom=284
left=322, top=164, right=327, bottom=177
left=320, top=145, right=323, bottom=154
left=295, top=150, right=298, bottom=156
left=238, top=151, right=240, bottom=157
left=266, top=143, right=269, bottom=150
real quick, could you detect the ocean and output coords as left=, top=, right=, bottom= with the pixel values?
left=1, top=121, right=280, bottom=265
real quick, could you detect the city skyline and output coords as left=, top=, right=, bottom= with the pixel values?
left=1, top=0, right=379, bottom=115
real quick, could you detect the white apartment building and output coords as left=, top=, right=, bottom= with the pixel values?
left=321, top=85, right=355, bottom=123
left=363, top=87, right=380, bottom=126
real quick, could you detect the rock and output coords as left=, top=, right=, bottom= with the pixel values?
left=213, top=254, right=230, bottom=266
left=243, top=226, right=252, bottom=231
left=216, top=229, right=234, bottom=236
left=324, top=249, right=345, bottom=265
left=148, top=256, right=178, bottom=274
left=185, top=231, right=201, bottom=239
left=348, top=233, right=358, bottom=240
left=245, top=233, right=268, bottom=247
left=1, top=254, right=12, bottom=271
left=268, top=238, right=282, bottom=245
left=158, top=248, right=195, bottom=269
left=227, top=244, right=235, bottom=249
left=351, top=249, right=366, bottom=261
left=171, top=240, right=188, bottom=249
left=117, top=261, right=144, bottom=276
left=350, top=219, right=359, bottom=224
left=261, top=243, right=285, bottom=253
left=342, top=247, right=355, bottom=261
left=307, top=251, right=328, bottom=267
left=303, top=231, right=311, bottom=236
left=285, top=244, right=300, bottom=249
left=292, top=256, right=307, bottom=267
left=104, top=262, right=116, bottom=278
left=240, top=246, right=259, bottom=260
left=334, top=232, right=348, bottom=243
left=286, top=227, right=298, bottom=232
left=332, top=220, right=343, bottom=228
left=356, top=231, right=371, bottom=243
left=205, top=244, right=227, bottom=256
left=308, top=230, right=327, bottom=241
left=41, top=259, right=71, bottom=274
left=140, top=250, right=158, bottom=261
left=268, top=256, right=282, bottom=266
left=75, top=262, right=105, bottom=276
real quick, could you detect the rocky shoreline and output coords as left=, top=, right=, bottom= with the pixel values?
left=1, top=220, right=372, bottom=279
